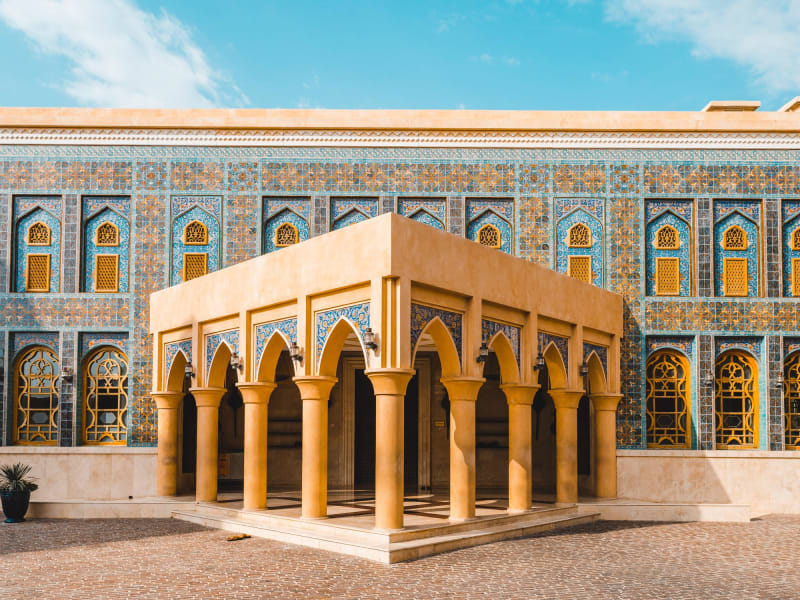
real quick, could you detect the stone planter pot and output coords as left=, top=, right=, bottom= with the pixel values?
left=1, top=490, right=31, bottom=523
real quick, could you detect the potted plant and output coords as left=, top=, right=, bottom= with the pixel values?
left=0, top=463, right=38, bottom=523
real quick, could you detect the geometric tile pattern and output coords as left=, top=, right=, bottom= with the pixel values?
left=481, top=319, right=521, bottom=365
left=645, top=200, right=693, bottom=297
left=538, top=332, right=569, bottom=375
left=410, top=303, right=463, bottom=364
left=713, top=201, right=760, bottom=297
left=555, top=207, right=603, bottom=287
left=582, top=342, right=608, bottom=381
left=315, top=303, right=371, bottom=366
left=254, top=317, right=298, bottom=372
left=204, top=330, right=240, bottom=385
left=164, top=339, right=192, bottom=386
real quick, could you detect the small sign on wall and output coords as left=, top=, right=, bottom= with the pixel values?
left=434, top=420, right=446, bottom=428
left=218, top=454, right=230, bottom=477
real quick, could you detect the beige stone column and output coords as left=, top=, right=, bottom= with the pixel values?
left=152, top=391, right=183, bottom=497
left=500, top=384, right=539, bottom=513
left=441, top=377, right=485, bottom=521
left=591, top=393, right=623, bottom=498
left=365, top=368, right=415, bottom=530
left=238, top=382, right=277, bottom=510
left=294, top=376, right=338, bottom=519
left=190, top=387, right=226, bottom=503
left=548, top=389, right=583, bottom=504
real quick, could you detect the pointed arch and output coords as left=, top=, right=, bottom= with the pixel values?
left=715, top=349, right=759, bottom=448
left=408, top=208, right=444, bottom=230
left=486, top=330, right=520, bottom=384
left=207, top=341, right=234, bottom=388
left=585, top=351, right=607, bottom=394
left=654, top=224, right=679, bottom=250
left=166, top=350, right=188, bottom=392
left=332, top=208, right=369, bottom=230
left=722, top=224, right=747, bottom=250
left=318, top=318, right=366, bottom=377
left=412, top=317, right=461, bottom=378
left=257, top=331, right=295, bottom=382
left=543, top=342, right=567, bottom=389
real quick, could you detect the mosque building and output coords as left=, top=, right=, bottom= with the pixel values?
left=1, top=104, right=799, bottom=558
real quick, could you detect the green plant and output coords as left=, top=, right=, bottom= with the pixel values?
left=0, top=463, right=39, bottom=493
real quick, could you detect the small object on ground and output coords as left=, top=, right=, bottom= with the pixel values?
left=226, top=533, right=251, bottom=542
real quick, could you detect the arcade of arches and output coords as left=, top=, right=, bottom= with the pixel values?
left=150, top=214, right=624, bottom=528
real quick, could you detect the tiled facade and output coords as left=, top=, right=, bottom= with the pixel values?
left=2, top=137, right=800, bottom=451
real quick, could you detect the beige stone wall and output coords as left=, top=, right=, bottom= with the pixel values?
left=617, top=450, right=800, bottom=515
left=0, top=447, right=157, bottom=501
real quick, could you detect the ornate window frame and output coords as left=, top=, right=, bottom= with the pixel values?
left=274, top=222, right=299, bottom=247
left=723, top=257, right=748, bottom=297
left=183, top=220, right=209, bottom=245
left=567, top=255, right=592, bottom=283
left=477, top=223, right=502, bottom=249
left=25, top=253, right=51, bottom=292
left=26, top=221, right=51, bottom=246
left=722, top=225, right=748, bottom=250
left=654, top=224, right=679, bottom=250
left=14, top=346, right=59, bottom=445
left=714, top=351, right=759, bottom=449
left=183, top=252, right=208, bottom=281
left=655, top=257, right=681, bottom=296
left=94, top=253, right=120, bottom=293
left=95, top=221, right=120, bottom=247
left=567, top=223, right=592, bottom=248
left=645, top=349, right=691, bottom=448
left=83, top=347, right=129, bottom=445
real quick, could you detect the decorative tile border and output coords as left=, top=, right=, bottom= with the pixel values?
left=645, top=336, right=695, bottom=360
left=583, top=342, right=608, bottom=379
left=715, top=336, right=763, bottom=362
left=481, top=319, right=521, bottom=365
left=11, top=331, right=58, bottom=357
left=204, top=330, right=239, bottom=385
left=315, top=303, right=370, bottom=367
left=410, top=303, right=463, bottom=363
left=254, top=317, right=298, bottom=371
left=79, top=332, right=128, bottom=358
left=164, top=339, right=192, bottom=385
left=538, top=332, right=569, bottom=374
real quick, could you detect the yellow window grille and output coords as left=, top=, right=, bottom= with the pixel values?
left=95, top=254, right=119, bottom=293
left=784, top=352, right=800, bottom=449
left=793, top=228, right=800, bottom=251
left=275, top=222, right=299, bottom=247
left=723, top=257, right=748, bottom=296
left=568, top=255, right=592, bottom=283
left=27, top=222, right=51, bottom=246
left=83, top=348, right=128, bottom=444
left=96, top=222, right=119, bottom=246
left=646, top=351, right=690, bottom=447
left=715, top=352, right=758, bottom=448
left=655, top=225, right=679, bottom=249
left=14, top=346, right=59, bottom=444
left=568, top=223, right=591, bottom=247
left=25, top=254, right=50, bottom=292
left=793, top=258, right=800, bottom=297
left=183, top=253, right=208, bottom=281
left=723, top=225, right=747, bottom=250
left=184, top=220, right=208, bottom=245
left=655, top=257, right=680, bottom=295
left=477, top=224, right=501, bottom=248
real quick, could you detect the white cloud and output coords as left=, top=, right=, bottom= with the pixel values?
left=503, top=56, right=521, bottom=66
left=479, top=53, right=494, bottom=64
left=0, top=0, right=246, bottom=108
left=605, top=0, right=800, bottom=94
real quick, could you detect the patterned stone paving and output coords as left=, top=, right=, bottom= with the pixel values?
left=1, top=517, right=798, bottom=599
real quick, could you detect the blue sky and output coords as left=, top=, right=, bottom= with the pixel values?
left=1, top=0, right=798, bottom=111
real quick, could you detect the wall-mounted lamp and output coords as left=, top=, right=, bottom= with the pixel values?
left=184, top=364, right=196, bottom=378
left=774, top=375, right=785, bottom=390
left=703, top=373, right=714, bottom=388
left=579, top=362, right=589, bottom=378
left=289, top=342, right=303, bottom=363
left=533, top=352, right=546, bottom=372
left=230, top=352, right=244, bottom=371
left=363, top=327, right=378, bottom=351
left=476, top=341, right=489, bottom=363
left=60, top=365, right=74, bottom=383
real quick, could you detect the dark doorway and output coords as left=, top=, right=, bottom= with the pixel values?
left=404, top=373, right=419, bottom=491
left=577, top=395, right=591, bottom=476
left=531, top=388, right=556, bottom=500
left=354, top=369, right=376, bottom=488
left=181, top=392, right=197, bottom=475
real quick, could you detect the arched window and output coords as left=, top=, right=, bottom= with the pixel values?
left=715, top=351, right=758, bottom=448
left=14, top=346, right=59, bottom=444
left=723, top=225, right=747, bottom=250
left=477, top=224, right=501, bottom=248
left=83, top=347, right=128, bottom=444
left=646, top=350, right=690, bottom=447
left=184, top=220, right=208, bottom=245
left=655, top=225, right=679, bottom=250
left=568, top=223, right=592, bottom=248
left=27, top=222, right=51, bottom=246
left=275, top=222, right=299, bottom=247
left=792, top=227, right=800, bottom=252
left=784, top=352, right=800, bottom=449
left=95, top=222, right=119, bottom=247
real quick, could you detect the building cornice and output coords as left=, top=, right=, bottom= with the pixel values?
left=1, top=107, right=800, bottom=148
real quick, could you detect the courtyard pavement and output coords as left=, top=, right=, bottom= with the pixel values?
left=1, top=516, right=799, bottom=599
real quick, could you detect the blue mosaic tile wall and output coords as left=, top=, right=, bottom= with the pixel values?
left=3, top=149, right=800, bottom=449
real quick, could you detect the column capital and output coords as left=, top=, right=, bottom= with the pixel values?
left=440, top=376, right=485, bottom=401
left=590, top=393, right=624, bottom=412
left=364, top=368, right=416, bottom=395
left=189, top=387, right=226, bottom=408
left=152, top=391, right=183, bottom=411
left=548, top=388, right=584, bottom=410
left=500, top=384, right=540, bottom=406
left=237, top=381, right=277, bottom=404
left=293, top=376, right=338, bottom=400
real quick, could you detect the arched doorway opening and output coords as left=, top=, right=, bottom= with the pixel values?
left=476, top=352, right=508, bottom=496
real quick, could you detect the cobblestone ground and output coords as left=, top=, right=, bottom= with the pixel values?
left=2, top=516, right=799, bottom=599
